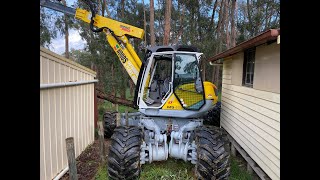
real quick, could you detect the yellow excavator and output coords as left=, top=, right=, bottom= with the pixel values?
left=40, top=0, right=230, bottom=179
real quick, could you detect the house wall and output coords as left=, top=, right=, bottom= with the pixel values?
left=40, top=47, right=96, bottom=180
left=220, top=42, right=280, bottom=180
left=254, top=42, right=280, bottom=93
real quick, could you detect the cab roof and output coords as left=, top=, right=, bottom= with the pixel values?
left=147, top=45, right=198, bottom=53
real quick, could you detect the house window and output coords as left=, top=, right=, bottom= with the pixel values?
left=242, top=47, right=256, bottom=87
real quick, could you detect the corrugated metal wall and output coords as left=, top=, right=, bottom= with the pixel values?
left=40, top=47, right=96, bottom=180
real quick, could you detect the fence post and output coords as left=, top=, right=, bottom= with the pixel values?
left=98, top=121, right=106, bottom=163
left=116, top=113, right=121, bottom=127
left=66, top=137, right=78, bottom=180
left=116, top=104, right=119, bottom=112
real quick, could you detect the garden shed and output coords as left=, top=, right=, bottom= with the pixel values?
left=40, top=47, right=97, bottom=180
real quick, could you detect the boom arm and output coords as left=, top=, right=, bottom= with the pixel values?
left=40, top=0, right=144, bottom=84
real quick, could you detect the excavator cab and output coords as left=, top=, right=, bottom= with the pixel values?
left=136, top=45, right=217, bottom=118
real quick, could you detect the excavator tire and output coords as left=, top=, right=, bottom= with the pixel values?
left=203, top=102, right=221, bottom=127
left=104, top=111, right=117, bottom=138
left=107, top=126, right=143, bottom=180
left=195, top=125, right=231, bottom=180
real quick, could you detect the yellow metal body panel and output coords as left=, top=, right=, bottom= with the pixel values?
left=120, top=36, right=142, bottom=68
left=75, top=8, right=144, bottom=85
left=203, top=81, right=218, bottom=104
left=75, top=8, right=91, bottom=23
left=75, top=8, right=144, bottom=39
left=106, top=32, right=140, bottom=84
left=162, top=94, right=183, bottom=110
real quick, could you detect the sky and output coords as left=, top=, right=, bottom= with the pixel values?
left=48, top=0, right=151, bottom=55
left=49, top=28, right=86, bottom=54
left=46, top=0, right=212, bottom=55
left=48, top=0, right=82, bottom=54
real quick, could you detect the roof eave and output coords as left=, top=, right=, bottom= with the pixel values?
left=207, top=28, right=280, bottom=62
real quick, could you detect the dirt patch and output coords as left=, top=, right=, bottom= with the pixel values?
left=61, top=139, right=111, bottom=180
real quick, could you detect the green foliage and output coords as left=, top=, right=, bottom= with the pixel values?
left=40, top=7, right=57, bottom=47
left=237, top=0, right=280, bottom=43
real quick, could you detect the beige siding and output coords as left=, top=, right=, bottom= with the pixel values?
left=254, top=43, right=280, bottom=93
left=222, top=58, right=232, bottom=85
left=221, top=54, right=280, bottom=180
left=230, top=52, right=244, bottom=86
left=40, top=47, right=96, bottom=180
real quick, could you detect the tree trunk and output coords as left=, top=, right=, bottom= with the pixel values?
left=111, top=64, right=115, bottom=96
left=129, top=79, right=134, bottom=97
left=225, top=0, right=230, bottom=49
left=216, top=0, right=225, bottom=33
left=102, top=0, right=106, bottom=16
left=105, top=0, right=110, bottom=17
left=230, top=0, right=237, bottom=47
left=61, top=0, right=69, bottom=59
left=209, top=0, right=218, bottom=32
left=150, top=0, right=156, bottom=46
left=158, top=0, right=164, bottom=44
left=211, top=66, right=216, bottom=84
left=212, top=0, right=225, bottom=87
left=197, top=1, right=202, bottom=41
left=64, top=20, right=69, bottom=59
left=163, top=0, right=172, bottom=45
left=174, top=1, right=184, bottom=44
left=121, top=0, right=125, bottom=19
left=267, top=6, right=274, bottom=29
left=247, top=0, right=253, bottom=37
left=221, top=0, right=228, bottom=51
left=202, top=58, right=206, bottom=81
left=120, top=62, right=127, bottom=100
left=264, top=1, right=269, bottom=30
left=143, top=0, right=147, bottom=46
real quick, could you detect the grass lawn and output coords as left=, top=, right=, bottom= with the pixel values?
left=95, top=156, right=255, bottom=180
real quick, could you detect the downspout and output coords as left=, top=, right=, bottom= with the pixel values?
left=52, top=166, right=69, bottom=180
left=40, top=79, right=98, bottom=89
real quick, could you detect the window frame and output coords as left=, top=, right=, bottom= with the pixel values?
left=242, top=47, right=256, bottom=87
